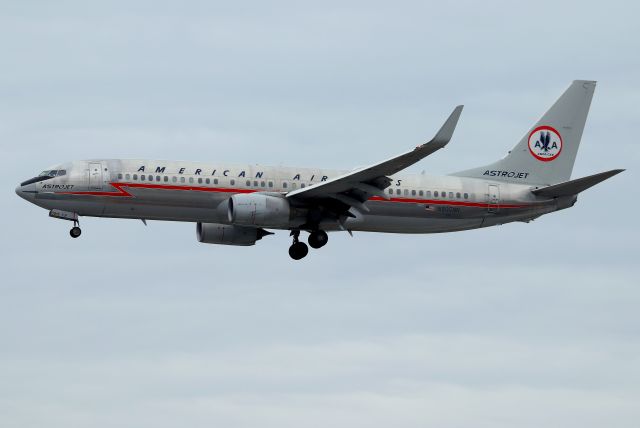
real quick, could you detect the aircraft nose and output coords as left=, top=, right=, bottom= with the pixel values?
left=15, top=183, right=36, bottom=201
left=15, top=185, right=23, bottom=197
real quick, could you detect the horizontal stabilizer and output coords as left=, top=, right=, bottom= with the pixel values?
left=532, top=169, right=624, bottom=197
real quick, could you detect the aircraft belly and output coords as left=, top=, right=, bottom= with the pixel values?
left=345, top=214, right=483, bottom=233
left=343, top=201, right=484, bottom=233
left=36, top=193, right=106, bottom=216
left=99, top=187, right=230, bottom=222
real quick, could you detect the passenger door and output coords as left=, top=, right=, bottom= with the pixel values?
left=487, top=184, right=500, bottom=213
left=89, top=162, right=103, bottom=191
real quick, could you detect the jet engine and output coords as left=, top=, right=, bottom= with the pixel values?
left=227, top=193, right=292, bottom=228
left=196, top=222, right=271, bottom=246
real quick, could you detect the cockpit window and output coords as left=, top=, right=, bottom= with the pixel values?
left=38, top=169, right=65, bottom=177
left=21, top=169, right=65, bottom=186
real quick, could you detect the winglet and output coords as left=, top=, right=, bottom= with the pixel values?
left=431, top=105, right=464, bottom=146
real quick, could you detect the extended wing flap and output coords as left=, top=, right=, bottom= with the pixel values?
left=531, top=169, right=624, bottom=198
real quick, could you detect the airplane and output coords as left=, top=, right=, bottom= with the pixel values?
left=15, top=80, right=624, bottom=260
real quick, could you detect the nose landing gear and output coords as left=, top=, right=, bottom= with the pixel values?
left=69, top=220, right=82, bottom=238
left=49, top=210, right=82, bottom=239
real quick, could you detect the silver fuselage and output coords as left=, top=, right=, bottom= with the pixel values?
left=15, top=159, right=573, bottom=233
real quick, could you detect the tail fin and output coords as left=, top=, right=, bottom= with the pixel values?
left=452, top=80, right=596, bottom=185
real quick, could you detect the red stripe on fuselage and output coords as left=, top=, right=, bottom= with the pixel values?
left=59, top=182, right=529, bottom=209
left=60, top=182, right=254, bottom=197
left=369, top=196, right=527, bottom=209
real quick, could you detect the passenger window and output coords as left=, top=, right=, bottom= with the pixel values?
left=172, top=176, right=177, bottom=183
left=283, top=182, right=288, bottom=189
left=206, top=178, right=210, bottom=184
left=118, top=173, right=123, bottom=179
left=133, top=174, right=138, bottom=180
left=292, top=183, right=297, bottom=189
left=441, top=191, right=446, bottom=198
left=456, top=192, right=461, bottom=198
left=246, top=180, right=251, bottom=186
left=253, top=180, right=258, bottom=186
left=189, top=177, right=194, bottom=183
left=180, top=177, right=185, bottom=183
left=464, top=193, right=469, bottom=199
left=301, top=183, right=306, bottom=188
left=411, top=190, right=416, bottom=196
left=125, top=174, right=131, bottom=180
left=396, top=189, right=401, bottom=195
left=434, top=191, right=438, bottom=197
left=141, top=175, right=146, bottom=181
left=164, top=176, right=168, bottom=182
left=214, top=178, right=218, bottom=185
left=427, top=191, right=431, bottom=197
left=230, top=179, right=235, bottom=185
left=449, top=192, right=454, bottom=198
left=268, top=181, right=273, bottom=188
left=198, top=178, right=203, bottom=184
left=388, top=189, right=393, bottom=195
left=154, top=176, right=159, bottom=181
left=261, top=181, right=265, bottom=187
left=419, top=190, right=423, bottom=196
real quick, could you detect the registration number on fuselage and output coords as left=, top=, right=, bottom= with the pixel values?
left=436, top=206, right=462, bottom=216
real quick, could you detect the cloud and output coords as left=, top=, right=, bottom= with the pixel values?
left=1, top=1, right=639, bottom=427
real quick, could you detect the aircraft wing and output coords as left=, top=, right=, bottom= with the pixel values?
left=286, top=105, right=463, bottom=210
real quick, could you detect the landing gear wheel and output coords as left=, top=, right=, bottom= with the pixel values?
left=289, top=242, right=309, bottom=260
left=70, top=226, right=82, bottom=238
left=308, top=230, right=328, bottom=249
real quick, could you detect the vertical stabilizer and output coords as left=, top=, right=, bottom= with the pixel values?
left=452, top=80, right=596, bottom=185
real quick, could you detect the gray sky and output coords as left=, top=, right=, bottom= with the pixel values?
left=1, top=1, right=639, bottom=427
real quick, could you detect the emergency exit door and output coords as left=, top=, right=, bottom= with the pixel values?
left=487, top=184, right=500, bottom=213
left=89, top=162, right=103, bottom=191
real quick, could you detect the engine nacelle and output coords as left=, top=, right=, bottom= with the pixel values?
left=196, top=222, right=270, bottom=246
left=227, top=193, right=291, bottom=228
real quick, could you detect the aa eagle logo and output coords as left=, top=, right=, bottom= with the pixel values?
left=528, top=126, right=562, bottom=162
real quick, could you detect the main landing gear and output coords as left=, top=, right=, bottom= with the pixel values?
left=308, top=230, right=328, bottom=249
left=288, top=230, right=329, bottom=260
left=289, top=231, right=308, bottom=260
